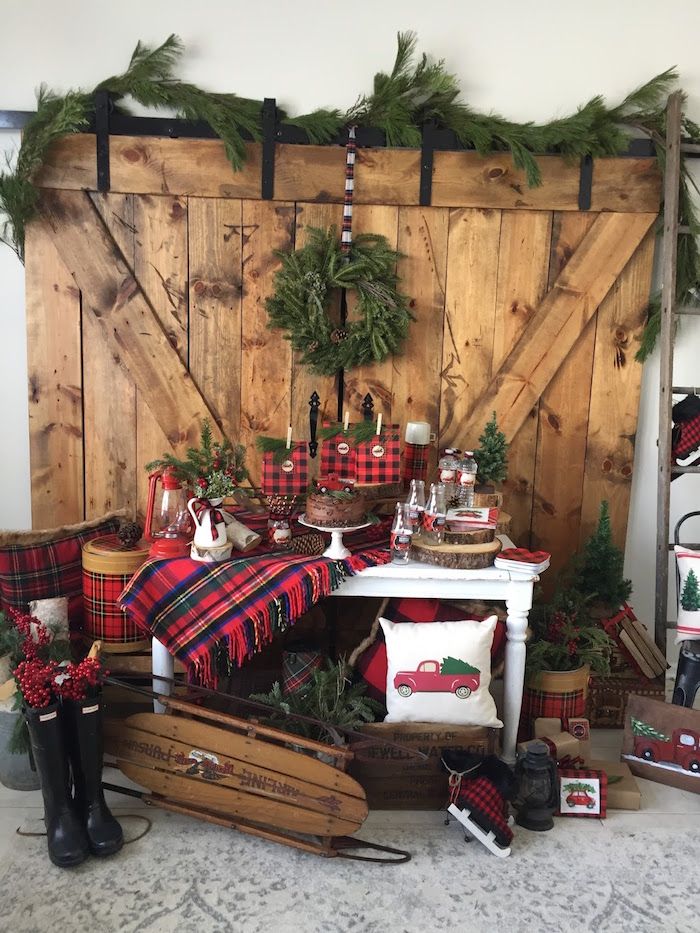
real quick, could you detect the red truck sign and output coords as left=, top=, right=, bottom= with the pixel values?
left=634, top=729, right=700, bottom=772
left=394, top=660, right=481, bottom=699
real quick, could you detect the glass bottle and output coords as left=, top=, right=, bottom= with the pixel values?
left=438, top=448, right=460, bottom=501
left=423, top=482, right=447, bottom=543
left=456, top=450, right=478, bottom=507
left=406, top=479, right=426, bottom=537
left=267, top=517, right=292, bottom=551
left=390, top=502, right=413, bottom=564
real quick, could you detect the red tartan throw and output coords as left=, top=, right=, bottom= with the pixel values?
left=0, top=511, right=124, bottom=629
left=320, top=424, right=358, bottom=479
left=355, top=426, right=401, bottom=485
left=261, top=442, right=309, bottom=495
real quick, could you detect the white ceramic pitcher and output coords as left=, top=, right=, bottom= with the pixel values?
left=187, top=497, right=228, bottom=549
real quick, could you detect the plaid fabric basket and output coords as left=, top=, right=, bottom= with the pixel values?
left=355, top=426, right=401, bottom=485
left=260, top=442, right=309, bottom=495
left=0, top=513, right=122, bottom=627
left=282, top=649, right=324, bottom=694
left=520, top=683, right=588, bottom=726
left=320, top=424, right=358, bottom=479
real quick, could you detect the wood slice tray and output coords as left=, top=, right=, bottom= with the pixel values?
left=356, top=481, right=404, bottom=500
left=410, top=537, right=501, bottom=569
left=444, top=527, right=495, bottom=545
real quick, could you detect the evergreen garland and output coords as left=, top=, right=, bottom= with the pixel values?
left=256, top=435, right=294, bottom=465
left=265, top=226, right=412, bottom=374
left=145, top=418, right=248, bottom=491
left=319, top=421, right=380, bottom=444
left=1, top=30, right=699, bottom=355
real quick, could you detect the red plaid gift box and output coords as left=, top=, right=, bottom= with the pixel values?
left=260, top=442, right=309, bottom=495
left=320, top=423, right=358, bottom=479
left=0, top=512, right=123, bottom=628
left=355, top=425, right=401, bottom=485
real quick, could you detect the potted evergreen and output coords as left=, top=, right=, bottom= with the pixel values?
left=473, top=412, right=508, bottom=508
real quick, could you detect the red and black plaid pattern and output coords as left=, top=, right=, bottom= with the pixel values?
left=673, top=412, right=700, bottom=461
left=520, top=685, right=587, bottom=724
left=402, top=442, right=429, bottom=486
left=340, top=126, right=356, bottom=255
left=282, top=649, right=323, bottom=694
left=557, top=767, right=607, bottom=818
left=455, top=776, right=513, bottom=847
left=261, top=442, right=309, bottom=495
left=355, top=427, right=401, bottom=485
left=320, top=425, right=357, bottom=479
left=82, top=567, right=145, bottom=644
left=0, top=516, right=121, bottom=625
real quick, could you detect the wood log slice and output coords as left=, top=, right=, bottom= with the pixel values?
left=444, top=527, right=495, bottom=545
left=356, top=481, right=404, bottom=501
left=410, top=538, right=501, bottom=570
left=472, top=491, right=504, bottom=508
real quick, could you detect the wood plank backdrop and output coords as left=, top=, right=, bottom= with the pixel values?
left=26, top=135, right=660, bottom=584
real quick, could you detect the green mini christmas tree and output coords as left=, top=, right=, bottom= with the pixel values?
left=681, top=568, right=700, bottom=611
left=440, top=657, right=480, bottom=675
left=631, top=717, right=669, bottom=741
left=474, top=412, right=509, bottom=487
left=575, top=500, right=632, bottom=608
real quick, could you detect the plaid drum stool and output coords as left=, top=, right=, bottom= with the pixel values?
left=82, top=535, right=151, bottom=652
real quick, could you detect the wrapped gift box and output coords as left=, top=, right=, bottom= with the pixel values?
left=587, top=759, right=641, bottom=810
left=534, top=716, right=591, bottom=763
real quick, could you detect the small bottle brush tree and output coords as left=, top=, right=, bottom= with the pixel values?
left=474, top=412, right=509, bottom=488
left=574, top=500, right=632, bottom=610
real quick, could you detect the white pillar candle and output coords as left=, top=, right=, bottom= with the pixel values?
left=376, top=413, right=383, bottom=435
left=405, top=421, right=432, bottom=445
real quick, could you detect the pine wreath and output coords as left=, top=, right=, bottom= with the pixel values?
left=265, top=226, right=413, bottom=375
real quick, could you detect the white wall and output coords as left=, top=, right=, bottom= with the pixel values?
left=2, top=0, right=699, bottom=628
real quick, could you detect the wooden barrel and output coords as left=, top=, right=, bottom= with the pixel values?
left=82, top=535, right=151, bottom=652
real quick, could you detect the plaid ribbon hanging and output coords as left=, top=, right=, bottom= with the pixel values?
left=341, top=126, right=356, bottom=256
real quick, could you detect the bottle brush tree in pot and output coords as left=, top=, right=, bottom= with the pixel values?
left=573, top=500, right=633, bottom=617
left=474, top=412, right=509, bottom=493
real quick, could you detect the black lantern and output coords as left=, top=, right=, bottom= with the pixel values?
left=513, top=740, right=558, bottom=831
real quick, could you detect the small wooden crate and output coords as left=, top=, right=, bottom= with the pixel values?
left=349, top=721, right=499, bottom=809
left=586, top=672, right=666, bottom=728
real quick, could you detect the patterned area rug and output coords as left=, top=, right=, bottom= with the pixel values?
left=0, top=808, right=697, bottom=932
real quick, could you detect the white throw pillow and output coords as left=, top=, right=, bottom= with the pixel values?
left=675, top=545, right=700, bottom=643
left=381, top=616, right=502, bottom=727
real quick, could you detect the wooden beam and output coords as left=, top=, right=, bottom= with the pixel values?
left=460, top=211, right=657, bottom=443
left=38, top=189, right=223, bottom=454
left=34, top=134, right=661, bottom=213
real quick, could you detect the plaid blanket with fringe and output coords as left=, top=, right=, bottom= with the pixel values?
left=119, top=513, right=391, bottom=685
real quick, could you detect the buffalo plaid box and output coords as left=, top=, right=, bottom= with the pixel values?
left=320, top=423, right=357, bottom=479
left=355, top=426, right=401, bottom=485
left=260, top=442, right=309, bottom=495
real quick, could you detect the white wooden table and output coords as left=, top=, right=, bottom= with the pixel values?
left=152, top=535, right=539, bottom=764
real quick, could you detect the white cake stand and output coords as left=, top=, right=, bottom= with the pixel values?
left=298, top=514, right=371, bottom=560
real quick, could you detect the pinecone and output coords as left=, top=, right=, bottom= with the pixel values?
left=291, top=533, right=326, bottom=556
left=330, top=328, right=347, bottom=344
left=308, top=340, right=319, bottom=353
left=117, top=520, right=144, bottom=549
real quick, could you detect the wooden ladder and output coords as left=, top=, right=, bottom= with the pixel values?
left=655, top=91, right=700, bottom=650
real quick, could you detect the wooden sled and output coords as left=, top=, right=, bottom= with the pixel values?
left=104, top=692, right=410, bottom=863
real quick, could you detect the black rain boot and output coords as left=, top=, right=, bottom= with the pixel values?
left=24, top=704, right=90, bottom=867
left=63, top=695, right=123, bottom=857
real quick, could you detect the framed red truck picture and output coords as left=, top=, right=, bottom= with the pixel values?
left=557, top=768, right=607, bottom=818
left=623, top=695, right=700, bottom=794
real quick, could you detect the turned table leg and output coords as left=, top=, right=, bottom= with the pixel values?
left=502, top=582, right=532, bottom=764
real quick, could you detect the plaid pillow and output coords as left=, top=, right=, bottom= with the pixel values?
left=260, top=443, right=309, bottom=495
left=0, top=511, right=124, bottom=628
left=355, top=426, right=401, bottom=485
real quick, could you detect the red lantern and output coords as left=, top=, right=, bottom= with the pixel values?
left=144, top=468, right=192, bottom=558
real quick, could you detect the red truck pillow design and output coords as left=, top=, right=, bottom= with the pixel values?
left=394, top=657, right=481, bottom=699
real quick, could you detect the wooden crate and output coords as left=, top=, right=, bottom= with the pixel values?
left=349, top=721, right=499, bottom=810
left=586, top=672, right=666, bottom=728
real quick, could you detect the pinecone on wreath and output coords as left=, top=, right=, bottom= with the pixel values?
left=330, top=328, right=347, bottom=344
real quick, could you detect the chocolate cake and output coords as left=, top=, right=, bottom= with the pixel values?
left=305, top=490, right=367, bottom=528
